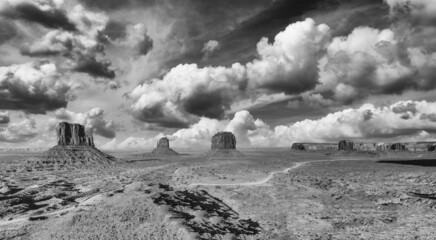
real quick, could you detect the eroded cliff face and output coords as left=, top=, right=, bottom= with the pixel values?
left=157, top=137, right=170, bottom=148
left=338, top=140, right=354, bottom=151
left=211, top=132, right=236, bottom=149
left=56, top=122, right=94, bottom=147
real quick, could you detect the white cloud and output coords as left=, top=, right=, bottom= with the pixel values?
left=0, top=61, right=80, bottom=113
left=0, top=118, right=38, bottom=143
left=52, top=107, right=116, bottom=138
left=201, top=40, right=219, bottom=59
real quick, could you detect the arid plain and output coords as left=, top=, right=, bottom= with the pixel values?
left=1, top=147, right=436, bottom=240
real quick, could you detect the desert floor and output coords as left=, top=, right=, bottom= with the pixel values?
left=1, top=148, right=436, bottom=240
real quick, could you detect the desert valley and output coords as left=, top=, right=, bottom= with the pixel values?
left=1, top=122, right=436, bottom=240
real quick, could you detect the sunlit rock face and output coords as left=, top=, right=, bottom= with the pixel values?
left=338, top=140, right=354, bottom=151
left=211, top=132, right=236, bottom=150
left=56, top=122, right=94, bottom=147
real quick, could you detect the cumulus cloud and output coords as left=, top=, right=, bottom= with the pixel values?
left=2, top=1, right=118, bottom=80
left=317, top=27, right=416, bottom=104
left=246, top=19, right=330, bottom=94
left=0, top=61, right=79, bottom=113
left=202, top=40, right=219, bottom=59
left=129, top=18, right=331, bottom=127
left=52, top=107, right=116, bottom=138
left=0, top=118, right=38, bottom=143
left=0, top=112, right=10, bottom=124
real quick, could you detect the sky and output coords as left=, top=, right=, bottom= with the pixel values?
left=1, top=0, right=436, bottom=150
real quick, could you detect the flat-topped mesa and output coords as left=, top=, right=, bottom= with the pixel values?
left=211, top=132, right=236, bottom=149
left=338, top=140, right=354, bottom=151
left=157, top=137, right=170, bottom=148
left=56, top=122, right=94, bottom=147
left=205, top=132, right=243, bottom=158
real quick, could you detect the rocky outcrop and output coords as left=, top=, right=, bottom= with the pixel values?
left=339, top=140, right=354, bottom=151
left=140, top=137, right=180, bottom=158
left=157, top=137, right=170, bottom=148
left=291, top=143, right=305, bottom=151
left=27, top=122, right=117, bottom=167
left=57, top=122, right=94, bottom=147
left=390, top=143, right=406, bottom=151
left=205, top=132, right=243, bottom=158
left=291, top=143, right=337, bottom=151
left=211, top=132, right=236, bottom=149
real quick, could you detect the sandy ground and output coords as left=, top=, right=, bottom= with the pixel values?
left=1, top=149, right=436, bottom=239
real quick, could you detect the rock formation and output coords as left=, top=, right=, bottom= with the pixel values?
left=211, top=132, right=236, bottom=149
left=157, top=137, right=170, bottom=148
left=291, top=143, right=337, bottom=151
left=205, top=132, right=244, bottom=158
left=390, top=143, right=406, bottom=151
left=339, top=140, right=354, bottom=151
left=291, top=143, right=305, bottom=151
left=57, top=122, right=94, bottom=147
left=146, top=137, right=180, bottom=157
left=27, top=122, right=117, bottom=166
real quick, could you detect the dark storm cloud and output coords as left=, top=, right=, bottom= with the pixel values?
left=0, top=97, right=67, bottom=114
left=392, top=102, right=417, bottom=115
left=132, top=104, right=190, bottom=129
left=1, top=2, right=77, bottom=31
left=98, top=21, right=127, bottom=43
left=73, top=57, right=115, bottom=79
left=183, top=91, right=230, bottom=120
left=0, top=112, right=10, bottom=124
left=137, top=33, right=153, bottom=55
left=77, top=0, right=157, bottom=10
left=0, top=20, right=17, bottom=45
left=420, top=113, right=436, bottom=122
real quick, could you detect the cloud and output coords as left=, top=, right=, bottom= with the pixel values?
left=73, top=56, right=115, bottom=79
left=0, top=112, right=10, bottom=124
left=0, top=0, right=77, bottom=31
left=0, top=118, right=38, bottom=143
left=7, top=2, right=117, bottom=80
left=0, top=20, right=17, bottom=45
left=202, top=40, right=219, bottom=59
left=386, top=0, right=436, bottom=24
left=53, top=107, right=116, bottom=138
left=0, top=61, right=79, bottom=113
left=130, top=62, right=248, bottom=128
left=129, top=18, right=331, bottom=127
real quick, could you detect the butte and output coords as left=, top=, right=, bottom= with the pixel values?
left=140, top=137, right=180, bottom=158
left=204, top=131, right=244, bottom=158
left=27, top=122, right=117, bottom=166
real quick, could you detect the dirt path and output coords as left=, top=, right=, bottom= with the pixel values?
left=189, top=159, right=352, bottom=187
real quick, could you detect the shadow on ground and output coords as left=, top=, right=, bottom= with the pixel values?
left=378, top=159, right=436, bottom=167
